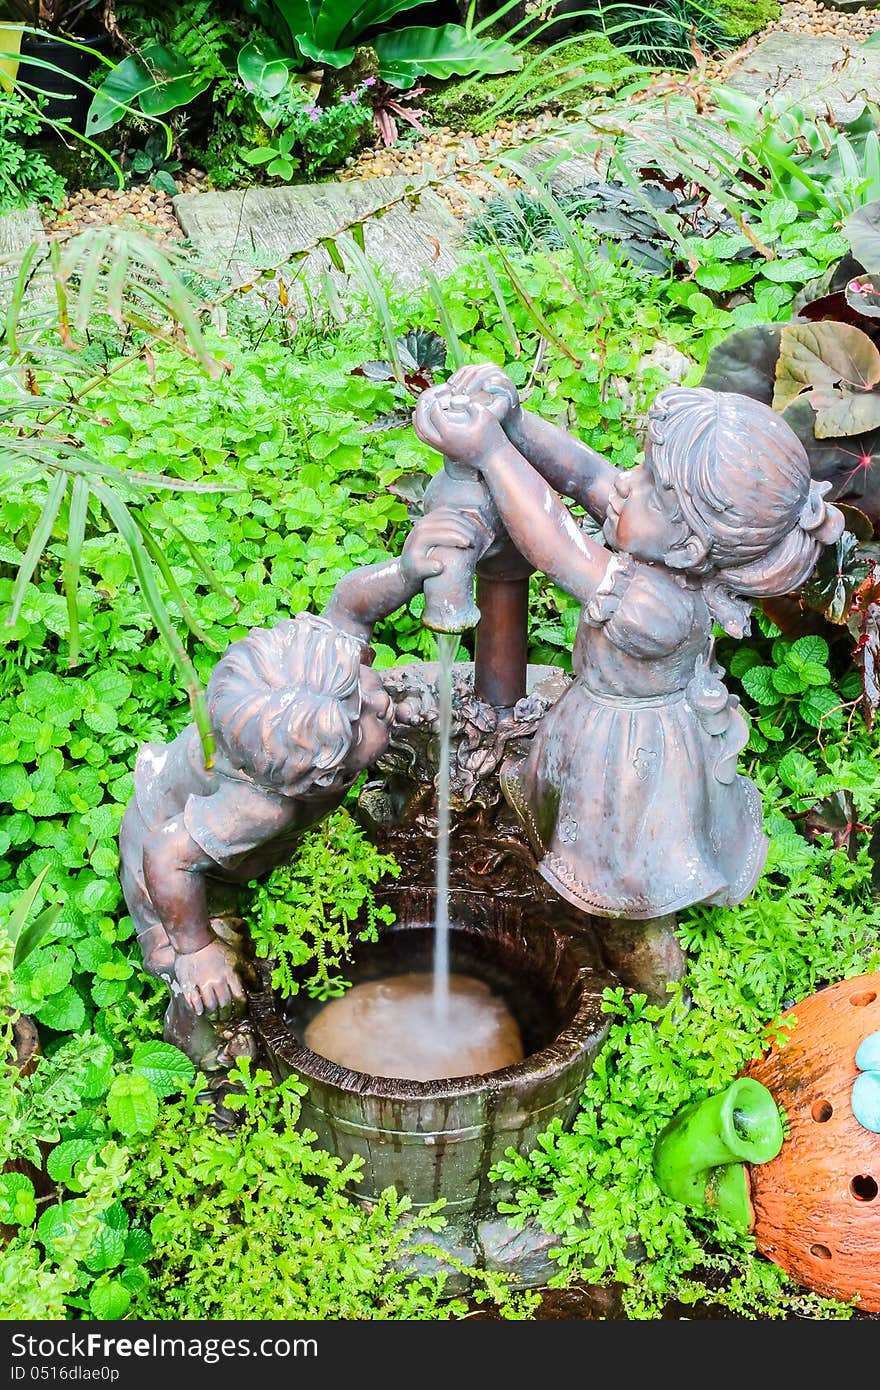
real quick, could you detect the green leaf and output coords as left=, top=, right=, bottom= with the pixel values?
left=89, top=1274, right=131, bottom=1320
left=47, top=1138, right=98, bottom=1187
left=80, top=1040, right=115, bottom=1099
left=762, top=255, right=822, bottom=284
left=809, top=386, right=880, bottom=441
left=787, top=635, right=830, bottom=668
left=86, top=45, right=211, bottom=136
left=237, top=37, right=295, bottom=100
left=373, top=24, right=521, bottom=88
left=241, top=147, right=278, bottom=166
left=37, top=1199, right=82, bottom=1250
left=15, top=945, right=74, bottom=999
left=0, top=1173, right=36, bottom=1226
left=131, top=1040, right=195, bottom=1097
left=106, top=1073, right=160, bottom=1136
left=85, top=1221, right=127, bottom=1273
left=295, top=34, right=355, bottom=69
left=91, top=977, right=127, bottom=1008
left=741, top=665, right=780, bottom=706
left=123, top=1227, right=152, bottom=1264
left=774, top=321, right=880, bottom=412
left=799, top=661, right=832, bottom=687
left=35, top=984, right=86, bottom=1032
left=800, top=687, right=843, bottom=727
left=89, top=670, right=132, bottom=708
left=83, top=699, right=118, bottom=734
left=776, top=749, right=817, bottom=794
left=771, top=665, right=805, bottom=695
left=119, top=1265, right=150, bottom=1295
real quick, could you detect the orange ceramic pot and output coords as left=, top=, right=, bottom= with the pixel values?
left=745, top=971, right=880, bottom=1312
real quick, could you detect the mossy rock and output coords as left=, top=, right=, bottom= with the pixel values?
left=420, top=34, right=632, bottom=133
left=715, top=0, right=781, bottom=40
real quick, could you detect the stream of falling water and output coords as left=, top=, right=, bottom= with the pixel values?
left=301, top=630, right=526, bottom=1081
left=432, top=632, right=458, bottom=1026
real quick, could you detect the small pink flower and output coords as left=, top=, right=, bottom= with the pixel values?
left=363, top=76, right=376, bottom=87
left=305, top=104, right=323, bottom=122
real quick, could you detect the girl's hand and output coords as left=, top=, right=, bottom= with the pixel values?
left=400, top=507, right=481, bottom=582
left=446, top=363, right=522, bottom=431
left=414, top=391, right=506, bottom=468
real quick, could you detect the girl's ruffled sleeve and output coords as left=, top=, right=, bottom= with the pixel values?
left=584, top=556, right=695, bottom=658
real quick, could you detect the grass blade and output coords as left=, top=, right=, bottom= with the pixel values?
left=63, top=474, right=89, bottom=668
left=7, top=470, right=67, bottom=626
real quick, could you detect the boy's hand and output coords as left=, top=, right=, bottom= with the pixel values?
left=445, top=364, right=522, bottom=432
left=400, top=507, right=482, bottom=583
left=414, top=390, right=506, bottom=468
left=175, top=939, right=246, bottom=1020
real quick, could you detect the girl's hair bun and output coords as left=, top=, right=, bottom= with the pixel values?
left=798, top=480, right=845, bottom=546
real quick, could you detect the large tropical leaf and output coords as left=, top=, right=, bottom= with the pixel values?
left=312, top=0, right=364, bottom=48
left=295, top=34, right=356, bottom=69
left=699, top=323, right=782, bottom=404
left=273, top=1, right=317, bottom=44
left=238, top=36, right=296, bottom=99
left=773, top=321, right=880, bottom=413
left=85, top=44, right=211, bottom=136
left=845, top=199, right=880, bottom=275
left=373, top=24, right=521, bottom=89
left=339, top=0, right=425, bottom=46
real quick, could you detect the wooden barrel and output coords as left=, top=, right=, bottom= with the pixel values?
left=251, top=886, right=612, bottom=1215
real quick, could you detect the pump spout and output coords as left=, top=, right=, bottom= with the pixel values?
left=420, top=457, right=497, bottom=635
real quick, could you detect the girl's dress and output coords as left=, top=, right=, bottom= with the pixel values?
left=501, top=551, right=768, bottom=919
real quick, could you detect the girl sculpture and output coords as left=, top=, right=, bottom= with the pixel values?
left=414, top=369, right=844, bottom=925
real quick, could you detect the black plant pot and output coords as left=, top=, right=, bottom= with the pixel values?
left=18, top=27, right=112, bottom=134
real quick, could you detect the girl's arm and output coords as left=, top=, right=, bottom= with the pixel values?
left=414, top=395, right=610, bottom=604
left=321, top=508, right=478, bottom=643
left=444, top=363, right=619, bottom=518
left=507, top=409, right=618, bottom=518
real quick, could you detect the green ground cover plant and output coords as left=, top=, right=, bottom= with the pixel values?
left=0, top=89, right=65, bottom=211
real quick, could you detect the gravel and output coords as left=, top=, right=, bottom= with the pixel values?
left=767, top=0, right=880, bottom=40
left=42, top=169, right=206, bottom=243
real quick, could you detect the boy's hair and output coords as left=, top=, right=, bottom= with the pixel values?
left=206, top=613, right=366, bottom=795
left=647, top=387, right=843, bottom=633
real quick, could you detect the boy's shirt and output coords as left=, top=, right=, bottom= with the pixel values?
left=132, top=724, right=347, bottom=880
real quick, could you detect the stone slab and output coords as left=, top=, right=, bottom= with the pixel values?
left=173, top=178, right=462, bottom=320
left=724, top=32, right=880, bottom=123
left=0, top=205, right=46, bottom=277
left=0, top=205, right=48, bottom=313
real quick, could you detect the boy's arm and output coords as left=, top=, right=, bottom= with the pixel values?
left=141, top=819, right=245, bottom=1018
left=321, top=508, right=479, bottom=645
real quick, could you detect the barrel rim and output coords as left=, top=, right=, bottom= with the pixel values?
left=249, top=893, right=612, bottom=1102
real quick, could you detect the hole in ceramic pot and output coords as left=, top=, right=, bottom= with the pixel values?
left=811, top=1100, right=833, bottom=1123
left=850, top=1174, right=878, bottom=1203
left=810, top=1244, right=833, bottom=1261
left=850, top=990, right=877, bottom=1007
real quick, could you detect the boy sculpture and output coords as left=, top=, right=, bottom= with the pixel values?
left=119, top=509, right=474, bottom=1069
